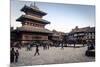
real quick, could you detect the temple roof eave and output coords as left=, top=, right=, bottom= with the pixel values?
left=21, top=5, right=47, bottom=16
left=16, top=15, right=50, bottom=24
left=14, top=26, right=53, bottom=34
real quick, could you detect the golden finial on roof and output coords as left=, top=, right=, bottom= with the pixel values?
left=30, top=2, right=39, bottom=10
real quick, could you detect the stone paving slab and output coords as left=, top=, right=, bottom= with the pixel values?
left=10, top=46, right=95, bottom=67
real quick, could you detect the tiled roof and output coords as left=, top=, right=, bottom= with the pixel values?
left=70, top=27, right=95, bottom=33
left=88, top=27, right=95, bottom=32
left=16, top=26, right=52, bottom=34
left=16, top=15, right=50, bottom=24
left=21, top=5, right=47, bottom=16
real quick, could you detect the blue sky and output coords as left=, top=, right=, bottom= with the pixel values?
left=11, top=0, right=95, bottom=33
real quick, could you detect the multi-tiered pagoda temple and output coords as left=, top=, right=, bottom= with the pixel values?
left=11, top=3, right=52, bottom=46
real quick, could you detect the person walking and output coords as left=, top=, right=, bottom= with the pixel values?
left=61, top=42, right=64, bottom=50
left=47, top=44, right=49, bottom=49
left=27, top=44, right=31, bottom=51
left=10, top=48, right=15, bottom=63
left=34, top=44, right=40, bottom=56
left=15, top=50, right=19, bottom=63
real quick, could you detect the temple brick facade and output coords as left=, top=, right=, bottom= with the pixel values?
left=11, top=3, right=52, bottom=46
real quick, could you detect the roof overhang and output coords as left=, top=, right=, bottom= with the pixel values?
left=21, top=5, right=47, bottom=16
left=16, top=15, right=50, bottom=24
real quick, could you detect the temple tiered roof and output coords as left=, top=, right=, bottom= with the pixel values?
left=21, top=5, right=47, bottom=16
left=16, top=3, right=51, bottom=34
left=16, top=26, right=52, bottom=34
left=16, top=15, right=50, bottom=24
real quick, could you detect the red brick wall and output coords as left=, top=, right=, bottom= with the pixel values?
left=22, top=34, right=48, bottom=40
left=21, top=33, right=48, bottom=44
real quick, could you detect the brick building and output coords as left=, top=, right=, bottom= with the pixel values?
left=65, top=26, right=95, bottom=44
left=48, top=30, right=65, bottom=46
left=11, top=4, right=52, bottom=46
